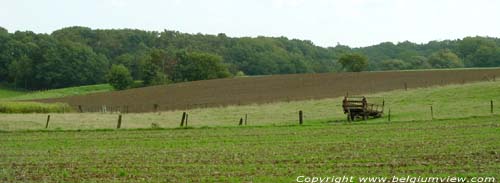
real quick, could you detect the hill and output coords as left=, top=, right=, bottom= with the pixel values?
left=0, top=84, right=112, bottom=101
left=0, top=87, right=27, bottom=99
left=1, top=80, right=499, bottom=181
left=36, top=68, right=500, bottom=113
left=3, top=79, right=499, bottom=131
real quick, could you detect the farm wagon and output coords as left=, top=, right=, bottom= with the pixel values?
left=342, top=96, right=384, bottom=121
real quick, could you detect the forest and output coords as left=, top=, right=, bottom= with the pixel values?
left=1, top=26, right=500, bottom=90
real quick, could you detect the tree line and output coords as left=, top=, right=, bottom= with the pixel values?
left=1, top=26, right=500, bottom=90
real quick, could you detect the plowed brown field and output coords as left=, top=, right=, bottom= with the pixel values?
left=37, top=68, right=500, bottom=113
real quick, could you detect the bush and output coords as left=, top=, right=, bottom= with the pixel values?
left=107, top=64, right=134, bottom=90
left=0, top=101, right=71, bottom=113
left=235, top=71, right=246, bottom=77
left=173, top=52, right=231, bottom=82
left=338, top=53, right=368, bottom=72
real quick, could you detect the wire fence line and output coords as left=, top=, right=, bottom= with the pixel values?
left=0, top=98, right=497, bottom=131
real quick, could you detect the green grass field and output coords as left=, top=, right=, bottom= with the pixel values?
left=1, top=81, right=499, bottom=182
left=0, top=86, right=27, bottom=99
left=0, top=84, right=112, bottom=113
left=0, top=84, right=112, bottom=101
left=1, top=116, right=498, bottom=182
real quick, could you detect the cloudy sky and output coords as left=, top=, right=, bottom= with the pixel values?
left=1, top=0, right=499, bottom=47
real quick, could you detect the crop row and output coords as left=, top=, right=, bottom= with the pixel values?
left=1, top=116, right=498, bottom=182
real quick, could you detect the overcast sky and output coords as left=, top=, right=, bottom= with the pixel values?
left=1, top=0, right=499, bottom=47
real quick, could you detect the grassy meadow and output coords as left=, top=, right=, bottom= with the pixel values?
left=0, top=86, right=27, bottom=99
left=1, top=115, right=498, bottom=182
left=0, top=84, right=113, bottom=101
left=0, top=84, right=112, bottom=114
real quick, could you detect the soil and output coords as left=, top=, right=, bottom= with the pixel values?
left=36, top=68, right=500, bottom=113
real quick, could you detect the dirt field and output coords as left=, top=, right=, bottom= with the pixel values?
left=36, top=68, right=500, bottom=113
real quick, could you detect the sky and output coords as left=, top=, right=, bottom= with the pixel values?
left=1, top=0, right=500, bottom=48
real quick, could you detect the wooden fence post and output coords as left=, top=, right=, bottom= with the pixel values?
left=388, top=109, right=391, bottom=122
left=239, top=118, right=243, bottom=126
left=382, top=100, right=386, bottom=113
left=117, top=114, right=122, bottom=129
left=299, top=110, right=303, bottom=125
left=244, top=114, right=248, bottom=125
left=430, top=105, right=434, bottom=120
left=185, top=113, right=188, bottom=127
left=180, top=112, right=186, bottom=127
left=404, top=82, right=407, bottom=91
left=347, top=108, right=352, bottom=122
left=491, top=100, right=494, bottom=114
left=45, top=115, right=51, bottom=129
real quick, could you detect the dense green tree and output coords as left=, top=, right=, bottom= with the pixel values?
left=406, top=56, right=431, bottom=69
left=107, top=64, right=133, bottom=90
left=0, top=29, right=12, bottom=82
left=338, top=53, right=368, bottom=72
left=379, top=59, right=408, bottom=70
left=469, top=45, right=500, bottom=67
left=0, top=27, right=7, bottom=34
left=2, top=26, right=500, bottom=90
left=7, top=55, right=33, bottom=88
left=428, top=49, right=463, bottom=68
left=458, top=37, right=500, bottom=67
left=173, top=52, right=230, bottom=82
left=141, top=59, right=168, bottom=86
left=32, top=39, right=108, bottom=89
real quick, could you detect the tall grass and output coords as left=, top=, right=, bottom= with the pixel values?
left=0, top=101, right=72, bottom=113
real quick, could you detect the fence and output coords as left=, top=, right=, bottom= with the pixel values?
left=0, top=98, right=497, bottom=131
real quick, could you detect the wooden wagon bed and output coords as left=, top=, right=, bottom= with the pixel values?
left=342, top=96, right=384, bottom=121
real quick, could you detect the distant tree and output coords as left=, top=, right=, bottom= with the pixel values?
left=469, top=45, right=500, bottom=67
left=235, top=70, right=246, bottom=77
left=338, top=53, right=368, bottom=72
left=6, top=26, right=500, bottom=90
left=8, top=55, right=33, bottom=88
left=107, top=64, right=133, bottom=90
left=173, top=52, right=231, bottom=82
left=0, top=30, right=12, bottom=82
left=406, top=56, right=431, bottom=69
left=33, top=40, right=109, bottom=89
left=141, top=59, right=168, bottom=86
left=0, top=27, right=7, bottom=34
left=379, top=59, right=408, bottom=70
left=458, top=37, right=500, bottom=67
left=428, top=49, right=463, bottom=68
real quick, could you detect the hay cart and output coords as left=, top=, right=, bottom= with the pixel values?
left=342, top=96, right=384, bottom=121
